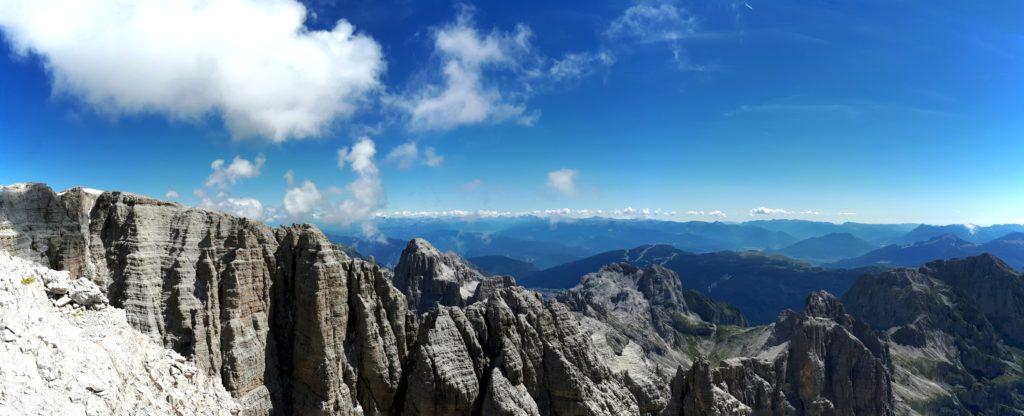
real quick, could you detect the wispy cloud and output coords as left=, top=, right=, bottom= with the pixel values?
left=726, top=98, right=948, bottom=117
left=461, top=179, right=484, bottom=192
left=164, top=190, right=180, bottom=200
left=606, top=2, right=698, bottom=44
left=548, top=51, right=616, bottom=83
left=385, top=141, right=444, bottom=169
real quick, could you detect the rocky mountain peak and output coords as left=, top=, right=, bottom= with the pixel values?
left=800, top=290, right=852, bottom=323
left=393, top=237, right=485, bottom=313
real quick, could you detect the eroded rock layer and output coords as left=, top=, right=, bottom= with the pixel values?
left=1, top=183, right=902, bottom=416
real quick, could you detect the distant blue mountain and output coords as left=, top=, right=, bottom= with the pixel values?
left=771, top=232, right=878, bottom=264
left=494, top=217, right=798, bottom=253
left=467, top=255, right=537, bottom=278
left=519, top=244, right=872, bottom=324
left=743, top=219, right=917, bottom=245
left=899, top=224, right=1024, bottom=244
left=328, top=217, right=803, bottom=269
left=829, top=232, right=1024, bottom=270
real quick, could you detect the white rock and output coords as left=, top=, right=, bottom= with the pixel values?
left=54, top=295, right=72, bottom=307
left=68, top=278, right=106, bottom=307
left=0, top=250, right=240, bottom=415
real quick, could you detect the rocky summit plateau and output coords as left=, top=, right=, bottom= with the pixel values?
left=1, top=183, right=1022, bottom=415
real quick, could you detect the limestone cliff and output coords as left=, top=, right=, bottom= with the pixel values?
left=392, top=238, right=483, bottom=313
left=844, top=255, right=1024, bottom=414
left=1, top=183, right=901, bottom=416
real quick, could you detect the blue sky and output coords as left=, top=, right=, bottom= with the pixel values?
left=1, top=0, right=1022, bottom=228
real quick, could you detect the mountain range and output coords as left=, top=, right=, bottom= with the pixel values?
left=4, top=182, right=1024, bottom=414
left=517, top=244, right=875, bottom=324
left=771, top=232, right=878, bottom=264
left=333, top=217, right=1024, bottom=274
left=830, top=232, right=1024, bottom=270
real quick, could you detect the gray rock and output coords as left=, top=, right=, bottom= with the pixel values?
left=392, top=238, right=484, bottom=313
left=68, top=277, right=106, bottom=307
left=1, top=183, right=902, bottom=416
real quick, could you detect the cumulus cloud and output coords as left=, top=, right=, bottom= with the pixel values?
left=750, top=207, right=788, bottom=216
left=204, top=155, right=265, bottom=188
left=199, top=196, right=263, bottom=219
left=283, top=180, right=322, bottom=216
left=325, top=137, right=385, bottom=236
left=546, top=169, right=578, bottom=197
left=0, top=0, right=384, bottom=141
left=164, top=190, right=180, bottom=199
left=402, top=8, right=538, bottom=130
left=284, top=170, right=295, bottom=186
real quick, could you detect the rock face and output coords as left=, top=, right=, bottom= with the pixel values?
left=2, top=184, right=413, bottom=415
left=556, top=262, right=893, bottom=416
left=657, top=291, right=894, bottom=416
left=0, top=183, right=98, bottom=278
left=843, top=254, right=1024, bottom=414
left=557, top=262, right=726, bottom=376
left=394, top=246, right=641, bottom=416
left=1, top=183, right=902, bottom=416
left=0, top=250, right=240, bottom=415
left=392, top=238, right=484, bottom=312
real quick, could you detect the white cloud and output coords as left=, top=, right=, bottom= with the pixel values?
left=461, top=179, right=483, bottom=192
left=403, top=8, right=537, bottom=130
left=799, top=210, right=820, bottom=215
left=324, top=137, right=385, bottom=236
left=385, top=142, right=420, bottom=169
left=750, top=206, right=788, bottom=216
left=284, top=170, right=295, bottom=186
left=384, top=141, right=444, bottom=169
left=546, top=168, right=578, bottom=197
left=164, top=190, right=180, bottom=199
left=204, top=155, right=265, bottom=188
left=685, top=209, right=727, bottom=218
left=200, top=196, right=263, bottom=219
left=606, top=2, right=697, bottom=43
left=838, top=212, right=857, bottom=216
left=549, top=51, right=616, bottom=82
left=0, top=0, right=384, bottom=142
left=283, top=180, right=321, bottom=216
left=337, top=148, right=350, bottom=170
